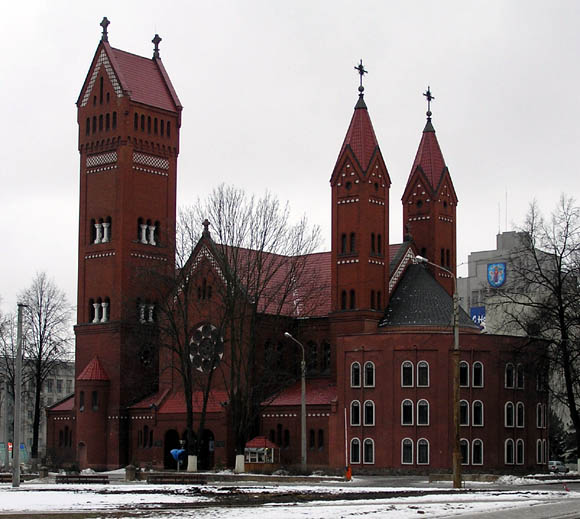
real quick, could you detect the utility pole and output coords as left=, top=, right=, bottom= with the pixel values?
left=12, top=303, right=26, bottom=488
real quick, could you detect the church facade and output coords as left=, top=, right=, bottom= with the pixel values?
left=47, top=20, right=548, bottom=474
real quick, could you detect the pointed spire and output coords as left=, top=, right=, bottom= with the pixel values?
left=100, top=17, right=110, bottom=43
left=152, top=34, right=162, bottom=59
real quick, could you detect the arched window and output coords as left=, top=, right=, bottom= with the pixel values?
left=363, top=400, right=375, bottom=426
left=341, top=290, right=347, bottom=310
left=370, top=233, right=375, bottom=254
left=307, top=341, right=318, bottom=373
left=402, top=399, right=413, bottom=425
left=341, top=233, right=347, bottom=254
left=460, top=361, right=469, bottom=387
left=351, top=362, right=361, bottom=387
left=350, top=438, right=361, bottom=464
left=363, top=438, right=374, bottom=464
left=401, top=438, right=413, bottom=464
left=536, top=403, right=546, bottom=428
left=460, top=439, right=469, bottom=465
left=417, top=438, right=429, bottom=464
left=401, top=361, right=413, bottom=387
left=460, top=400, right=469, bottom=426
left=505, top=439, right=514, bottom=464
left=516, top=364, right=525, bottom=389
left=349, top=289, right=356, bottom=309
left=472, top=439, right=483, bottom=465
left=417, top=361, right=429, bottom=387
left=516, top=402, right=525, bottom=427
left=516, top=439, right=524, bottom=465
left=349, top=232, right=356, bottom=253
left=472, top=401, right=484, bottom=426
left=505, top=363, right=514, bottom=388
left=417, top=399, right=429, bottom=425
left=350, top=400, right=361, bottom=426
left=364, top=361, right=375, bottom=387
left=91, top=390, right=98, bottom=411
left=505, top=402, right=515, bottom=427
left=472, top=362, right=484, bottom=387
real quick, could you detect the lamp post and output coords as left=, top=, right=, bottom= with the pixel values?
left=415, top=255, right=461, bottom=489
left=13, top=303, right=27, bottom=488
left=284, top=332, right=307, bottom=472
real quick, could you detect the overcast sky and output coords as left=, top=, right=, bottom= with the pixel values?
left=2, top=0, right=579, bottom=315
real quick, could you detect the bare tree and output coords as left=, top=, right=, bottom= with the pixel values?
left=19, top=273, right=72, bottom=461
left=493, top=196, right=580, bottom=460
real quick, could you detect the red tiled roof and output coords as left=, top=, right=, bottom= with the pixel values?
left=411, top=120, right=446, bottom=190
left=49, top=394, right=74, bottom=412
left=129, top=388, right=170, bottom=410
left=109, top=47, right=180, bottom=112
left=158, top=390, right=229, bottom=414
left=246, top=436, right=278, bottom=449
left=77, top=356, right=109, bottom=381
left=267, top=379, right=336, bottom=407
left=336, top=98, right=379, bottom=172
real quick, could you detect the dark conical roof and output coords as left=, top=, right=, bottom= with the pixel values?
left=380, top=264, right=478, bottom=329
left=410, top=117, right=446, bottom=190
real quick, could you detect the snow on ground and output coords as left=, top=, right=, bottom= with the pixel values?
left=0, top=482, right=577, bottom=518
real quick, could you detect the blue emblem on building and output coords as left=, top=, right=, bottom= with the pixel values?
left=487, top=262, right=506, bottom=288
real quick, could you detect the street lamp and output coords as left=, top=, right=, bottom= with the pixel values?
left=415, top=255, right=461, bottom=489
left=284, top=332, right=307, bottom=472
left=13, top=303, right=27, bottom=488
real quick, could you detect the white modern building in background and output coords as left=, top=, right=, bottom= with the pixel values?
left=0, top=362, right=75, bottom=467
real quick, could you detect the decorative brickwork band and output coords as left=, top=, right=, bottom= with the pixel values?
left=86, top=152, right=118, bottom=170
left=133, top=152, right=169, bottom=171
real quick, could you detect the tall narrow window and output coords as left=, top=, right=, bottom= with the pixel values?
left=370, top=233, right=375, bottom=254
left=99, top=114, right=103, bottom=131
left=147, top=116, right=151, bottom=133
left=472, top=439, right=483, bottom=465
left=363, top=439, right=374, bottom=464
left=473, top=362, right=484, bottom=387
left=460, top=361, right=469, bottom=387
left=417, top=439, right=429, bottom=464
left=473, top=401, right=483, bottom=426
left=377, top=234, right=382, bottom=255
left=351, top=362, right=361, bottom=387
left=350, top=401, right=361, bottom=426
left=370, top=290, right=375, bottom=309
left=505, top=363, right=514, bottom=388
left=363, top=401, right=375, bottom=426
left=446, top=249, right=450, bottom=268
left=417, top=400, right=429, bottom=425
left=402, top=399, right=413, bottom=425
left=154, top=117, right=158, bottom=134
left=318, top=429, right=324, bottom=448
left=349, top=290, right=355, bottom=309
left=516, top=364, right=525, bottom=389
left=341, top=233, right=347, bottom=254
left=460, top=439, right=469, bottom=465
left=91, top=391, right=98, bottom=411
left=516, top=402, right=525, bottom=427
left=160, top=119, right=165, bottom=136
left=417, top=361, right=429, bottom=387
left=460, top=400, right=469, bottom=426
left=505, top=439, right=514, bottom=464
left=516, top=439, right=524, bottom=465
left=350, top=232, right=356, bottom=253
left=341, top=290, right=347, bottom=310
left=505, top=402, right=515, bottom=427
left=99, top=76, right=103, bottom=104
left=364, top=362, right=375, bottom=387
left=440, top=248, right=445, bottom=266
left=134, top=113, right=138, bottom=130
left=141, top=115, right=145, bottom=131
left=105, top=113, right=110, bottom=130
left=402, top=361, right=413, bottom=387
left=350, top=438, right=361, bottom=464
left=402, top=438, right=413, bottom=464
left=112, top=111, right=117, bottom=129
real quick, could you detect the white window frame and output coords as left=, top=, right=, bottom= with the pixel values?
left=417, top=361, right=429, bottom=387
left=351, top=362, right=361, bottom=388
left=542, top=439, right=547, bottom=465
left=417, top=399, right=430, bottom=426
left=505, top=401, right=514, bottom=428
left=401, top=438, right=413, bottom=465
left=516, top=439, right=524, bottom=465
left=417, top=438, right=430, bottom=465
left=516, top=363, right=525, bottom=389
left=350, top=400, right=361, bottom=426
left=505, top=363, right=514, bottom=389
left=505, top=438, right=514, bottom=465
left=516, top=402, right=525, bottom=428
left=401, top=399, right=414, bottom=426
left=363, top=438, right=375, bottom=464
left=350, top=437, right=361, bottom=464
left=363, top=400, right=375, bottom=426
left=472, top=361, right=484, bottom=387
left=472, top=400, right=484, bottom=427
left=472, top=439, right=483, bottom=465
left=460, top=438, right=469, bottom=466
left=460, top=399, right=469, bottom=426
left=401, top=361, right=414, bottom=387
left=536, top=439, right=542, bottom=464
left=363, top=361, right=375, bottom=388
left=459, top=361, right=469, bottom=387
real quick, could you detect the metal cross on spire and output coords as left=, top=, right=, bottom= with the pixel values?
left=100, top=17, right=110, bottom=42
left=423, top=86, right=435, bottom=118
left=354, top=59, right=367, bottom=94
left=152, top=34, right=162, bottom=59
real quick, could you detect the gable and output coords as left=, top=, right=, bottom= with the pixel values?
left=79, top=48, right=123, bottom=107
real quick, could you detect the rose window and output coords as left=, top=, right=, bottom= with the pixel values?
left=189, top=323, right=224, bottom=372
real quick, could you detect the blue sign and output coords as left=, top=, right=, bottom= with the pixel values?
left=487, top=262, right=506, bottom=288
left=470, top=306, right=486, bottom=329
left=170, top=448, right=186, bottom=462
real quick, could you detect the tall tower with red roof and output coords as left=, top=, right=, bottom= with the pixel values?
left=74, top=18, right=182, bottom=468
left=402, top=88, right=457, bottom=295
left=330, top=62, right=391, bottom=331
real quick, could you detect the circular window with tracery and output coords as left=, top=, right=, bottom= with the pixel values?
left=189, top=323, right=224, bottom=373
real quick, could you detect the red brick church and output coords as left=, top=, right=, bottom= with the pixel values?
left=47, top=19, right=548, bottom=474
